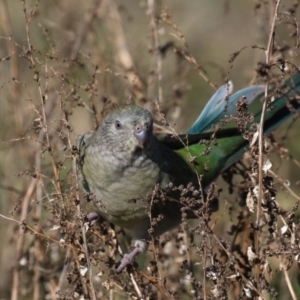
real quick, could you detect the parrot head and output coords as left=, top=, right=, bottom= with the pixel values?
left=95, top=106, right=154, bottom=158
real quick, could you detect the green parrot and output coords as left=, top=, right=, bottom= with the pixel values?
left=78, top=72, right=300, bottom=272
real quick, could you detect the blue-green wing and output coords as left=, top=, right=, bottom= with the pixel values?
left=188, top=84, right=265, bottom=133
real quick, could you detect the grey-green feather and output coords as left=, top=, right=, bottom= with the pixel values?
left=78, top=106, right=198, bottom=243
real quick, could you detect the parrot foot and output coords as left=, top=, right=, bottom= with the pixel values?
left=116, top=240, right=146, bottom=273
left=86, top=211, right=101, bottom=225
left=116, top=247, right=142, bottom=273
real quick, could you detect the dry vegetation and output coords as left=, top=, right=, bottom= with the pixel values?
left=1, top=0, right=300, bottom=299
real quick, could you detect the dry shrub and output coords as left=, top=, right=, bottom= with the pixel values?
left=0, top=0, right=300, bottom=299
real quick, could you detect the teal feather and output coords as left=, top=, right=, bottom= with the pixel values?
left=173, top=72, right=300, bottom=187
left=188, top=82, right=265, bottom=133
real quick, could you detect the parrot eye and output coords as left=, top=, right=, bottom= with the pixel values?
left=114, top=120, right=122, bottom=130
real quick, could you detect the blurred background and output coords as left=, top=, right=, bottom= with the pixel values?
left=1, top=0, right=300, bottom=299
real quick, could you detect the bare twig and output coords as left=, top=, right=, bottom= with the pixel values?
left=284, top=270, right=297, bottom=300
left=0, top=0, right=21, bottom=131
left=63, top=104, right=97, bottom=300
left=147, top=0, right=163, bottom=106
left=129, top=272, right=143, bottom=298
left=255, top=0, right=281, bottom=290
left=105, top=0, right=146, bottom=104
left=268, top=169, right=300, bottom=203
left=161, top=11, right=217, bottom=90
left=11, top=178, right=37, bottom=300
left=70, top=0, right=102, bottom=60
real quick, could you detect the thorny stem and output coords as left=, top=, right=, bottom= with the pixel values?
left=255, top=0, right=281, bottom=291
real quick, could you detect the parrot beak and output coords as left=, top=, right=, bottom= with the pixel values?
left=134, top=124, right=151, bottom=148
